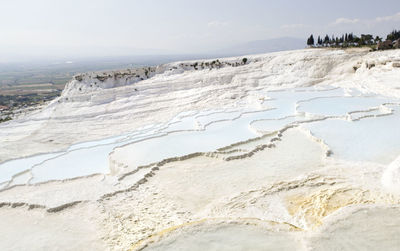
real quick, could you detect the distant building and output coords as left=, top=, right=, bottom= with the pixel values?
left=394, top=39, right=400, bottom=49
left=377, top=40, right=393, bottom=50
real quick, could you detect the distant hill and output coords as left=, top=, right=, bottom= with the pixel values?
left=217, top=37, right=305, bottom=56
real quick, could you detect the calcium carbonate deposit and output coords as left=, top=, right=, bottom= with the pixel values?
left=1, top=48, right=400, bottom=250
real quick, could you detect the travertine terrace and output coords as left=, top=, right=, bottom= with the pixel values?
left=1, top=48, right=400, bottom=250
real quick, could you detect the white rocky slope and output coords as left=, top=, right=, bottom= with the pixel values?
left=1, top=48, right=399, bottom=162
left=0, top=48, right=400, bottom=251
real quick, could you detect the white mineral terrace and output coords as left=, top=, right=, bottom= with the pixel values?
left=0, top=48, right=400, bottom=250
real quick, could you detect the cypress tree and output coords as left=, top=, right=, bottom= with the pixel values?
left=348, top=33, right=353, bottom=42
left=324, top=34, right=330, bottom=45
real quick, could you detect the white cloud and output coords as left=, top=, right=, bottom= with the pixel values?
left=331, top=12, right=400, bottom=26
left=207, top=20, right=229, bottom=27
left=281, top=23, right=305, bottom=29
left=332, top=18, right=360, bottom=25
left=375, top=12, right=400, bottom=22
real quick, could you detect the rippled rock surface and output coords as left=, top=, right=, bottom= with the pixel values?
left=0, top=48, right=400, bottom=250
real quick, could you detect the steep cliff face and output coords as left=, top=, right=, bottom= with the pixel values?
left=59, top=57, right=250, bottom=102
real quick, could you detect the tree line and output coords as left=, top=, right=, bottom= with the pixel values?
left=306, top=30, right=400, bottom=47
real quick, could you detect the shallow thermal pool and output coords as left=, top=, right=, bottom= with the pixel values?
left=302, top=106, right=400, bottom=164
left=0, top=86, right=398, bottom=186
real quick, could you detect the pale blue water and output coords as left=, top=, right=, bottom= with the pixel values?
left=1, top=86, right=397, bottom=185
left=302, top=107, right=400, bottom=164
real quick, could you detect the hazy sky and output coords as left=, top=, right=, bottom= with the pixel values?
left=1, top=0, right=399, bottom=60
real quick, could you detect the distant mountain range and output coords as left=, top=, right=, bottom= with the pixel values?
left=216, top=37, right=306, bottom=57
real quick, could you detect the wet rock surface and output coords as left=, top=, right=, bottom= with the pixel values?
left=0, top=48, right=400, bottom=250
